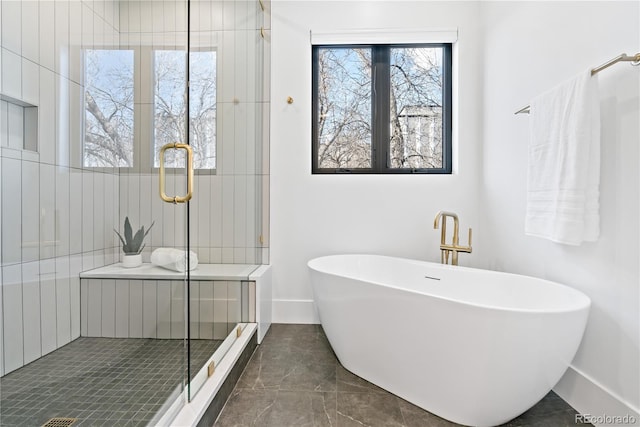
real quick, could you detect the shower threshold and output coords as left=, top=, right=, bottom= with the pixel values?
left=0, top=337, right=221, bottom=426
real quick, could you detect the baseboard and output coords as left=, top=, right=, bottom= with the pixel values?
left=272, top=299, right=320, bottom=324
left=554, top=365, right=639, bottom=426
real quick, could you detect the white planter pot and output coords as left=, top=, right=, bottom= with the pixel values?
left=122, top=253, right=142, bottom=268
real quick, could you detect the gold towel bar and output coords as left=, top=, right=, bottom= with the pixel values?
left=515, top=52, right=640, bottom=115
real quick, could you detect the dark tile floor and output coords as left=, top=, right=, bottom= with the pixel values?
left=0, top=337, right=220, bottom=426
left=214, top=324, right=590, bottom=427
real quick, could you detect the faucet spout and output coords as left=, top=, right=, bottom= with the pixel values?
left=432, top=211, right=471, bottom=266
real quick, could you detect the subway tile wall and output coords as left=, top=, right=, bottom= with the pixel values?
left=0, top=0, right=121, bottom=376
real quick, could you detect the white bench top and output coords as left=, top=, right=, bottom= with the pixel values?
left=80, top=263, right=261, bottom=281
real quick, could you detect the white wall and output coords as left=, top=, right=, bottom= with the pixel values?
left=480, top=1, right=639, bottom=420
left=270, top=0, right=639, bottom=420
left=270, top=1, right=485, bottom=322
left=0, top=0, right=121, bottom=376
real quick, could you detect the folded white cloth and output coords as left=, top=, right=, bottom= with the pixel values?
left=150, top=248, right=199, bottom=272
left=525, top=69, right=600, bottom=245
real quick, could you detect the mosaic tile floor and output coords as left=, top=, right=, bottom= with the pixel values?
left=0, top=337, right=221, bottom=426
left=214, top=324, right=592, bottom=427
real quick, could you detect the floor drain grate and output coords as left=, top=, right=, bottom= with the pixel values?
left=41, top=418, right=77, bottom=427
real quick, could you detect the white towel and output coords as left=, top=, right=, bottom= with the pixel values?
left=525, top=69, right=600, bottom=245
left=150, top=248, right=199, bottom=272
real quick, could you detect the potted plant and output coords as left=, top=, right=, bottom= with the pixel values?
left=115, top=217, right=154, bottom=268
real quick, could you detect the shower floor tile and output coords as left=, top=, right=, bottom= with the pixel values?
left=0, top=337, right=221, bottom=426
left=214, top=324, right=592, bottom=427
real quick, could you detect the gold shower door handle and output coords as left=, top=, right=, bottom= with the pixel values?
left=159, top=142, right=194, bottom=203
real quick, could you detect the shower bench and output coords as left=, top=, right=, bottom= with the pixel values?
left=79, top=263, right=271, bottom=343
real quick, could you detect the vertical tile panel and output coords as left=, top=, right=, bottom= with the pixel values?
left=197, top=176, right=211, bottom=249
left=174, top=175, right=186, bottom=248
left=69, top=81, right=83, bottom=168
left=190, top=281, right=200, bottom=339
left=69, top=169, right=83, bottom=255
left=126, top=173, right=140, bottom=231
left=101, top=279, right=116, bottom=337
left=139, top=175, right=152, bottom=259
left=156, top=280, right=171, bottom=339
left=234, top=175, right=247, bottom=251
left=39, top=1, right=55, bottom=70
left=2, top=158, right=21, bottom=265
left=93, top=172, right=105, bottom=251
left=150, top=170, right=164, bottom=249
left=0, top=1, right=22, bottom=53
left=1, top=101, right=8, bottom=147
left=1, top=49, right=21, bottom=101
left=56, top=77, right=71, bottom=167
left=129, top=280, right=143, bottom=338
left=39, top=259, right=57, bottom=355
left=199, top=281, right=214, bottom=339
left=103, top=173, right=114, bottom=254
left=22, top=261, right=41, bottom=364
left=210, top=175, right=223, bottom=248
left=162, top=176, right=175, bottom=248
left=115, top=279, right=129, bottom=338
left=21, top=1, right=39, bottom=63
left=39, top=67, right=56, bottom=165
left=6, top=103, right=23, bottom=150
left=54, top=0, right=70, bottom=77
left=170, top=280, right=184, bottom=339
left=2, top=265, right=23, bottom=373
left=55, top=166, right=70, bottom=257
left=222, top=175, right=234, bottom=250
left=22, top=59, right=40, bottom=106
left=68, top=1, right=83, bottom=85
left=81, top=3, right=94, bottom=50
left=55, top=256, right=71, bottom=347
left=233, top=105, right=248, bottom=178
left=80, top=278, right=88, bottom=336
left=70, top=255, right=82, bottom=339
left=143, top=280, right=157, bottom=338
left=227, top=281, right=242, bottom=334
left=82, top=171, right=94, bottom=253
left=87, top=279, right=102, bottom=336
left=213, top=281, right=227, bottom=339
left=40, top=164, right=56, bottom=260
left=219, top=103, right=235, bottom=174
left=21, top=160, right=40, bottom=263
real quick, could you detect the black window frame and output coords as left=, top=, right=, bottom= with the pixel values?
left=312, top=43, right=452, bottom=174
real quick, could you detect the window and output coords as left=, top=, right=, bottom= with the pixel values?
left=83, top=48, right=217, bottom=171
left=154, top=50, right=217, bottom=170
left=312, top=44, right=452, bottom=174
left=84, top=49, right=135, bottom=167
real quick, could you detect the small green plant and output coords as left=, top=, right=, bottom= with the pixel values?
left=115, top=217, right=155, bottom=255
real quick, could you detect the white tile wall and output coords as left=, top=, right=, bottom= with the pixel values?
left=21, top=261, right=41, bottom=364
left=81, top=278, right=246, bottom=340
left=0, top=0, right=122, bottom=375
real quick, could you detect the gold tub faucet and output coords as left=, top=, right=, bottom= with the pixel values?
left=433, top=211, right=472, bottom=265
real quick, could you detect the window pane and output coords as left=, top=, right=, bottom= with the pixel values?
left=390, top=47, right=443, bottom=169
left=84, top=50, right=134, bottom=167
left=154, top=50, right=217, bottom=169
left=316, top=47, right=372, bottom=169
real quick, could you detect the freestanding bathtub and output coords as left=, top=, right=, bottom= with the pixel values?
left=308, top=254, right=590, bottom=427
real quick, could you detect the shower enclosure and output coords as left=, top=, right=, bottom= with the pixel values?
left=0, top=0, right=269, bottom=425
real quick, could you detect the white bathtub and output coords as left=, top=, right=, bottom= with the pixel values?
left=308, top=254, right=590, bottom=427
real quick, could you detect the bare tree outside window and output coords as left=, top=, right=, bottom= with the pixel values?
left=316, top=48, right=372, bottom=169
left=154, top=50, right=217, bottom=170
left=84, top=50, right=134, bottom=167
left=390, top=47, right=443, bottom=169
left=313, top=44, right=451, bottom=174
left=83, top=49, right=217, bottom=170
